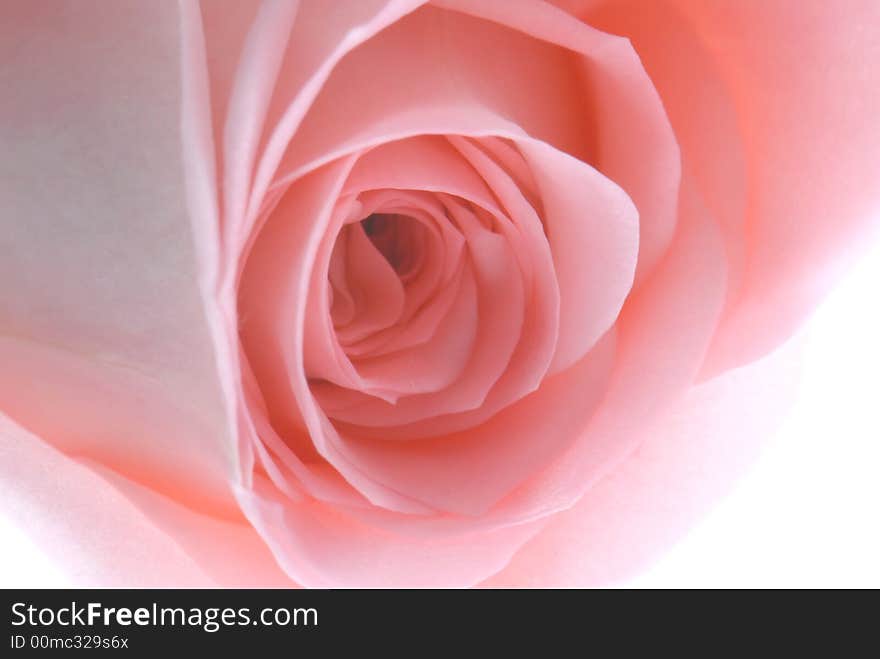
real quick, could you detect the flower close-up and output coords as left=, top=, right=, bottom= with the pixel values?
left=1, top=0, right=878, bottom=588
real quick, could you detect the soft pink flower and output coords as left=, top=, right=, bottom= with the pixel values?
left=0, top=0, right=877, bottom=586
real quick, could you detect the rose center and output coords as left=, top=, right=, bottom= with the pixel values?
left=327, top=209, right=434, bottom=336
left=361, top=213, right=424, bottom=279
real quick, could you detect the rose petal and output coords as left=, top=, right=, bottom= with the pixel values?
left=235, top=474, right=545, bottom=587
left=242, top=0, right=429, bottom=234
left=0, top=0, right=234, bottom=514
left=483, top=325, right=805, bottom=587
left=562, top=0, right=880, bottom=374
left=0, top=413, right=290, bottom=587
left=218, top=0, right=301, bottom=253
left=485, top=175, right=729, bottom=525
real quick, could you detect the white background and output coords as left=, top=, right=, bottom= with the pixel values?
left=2, top=245, right=879, bottom=589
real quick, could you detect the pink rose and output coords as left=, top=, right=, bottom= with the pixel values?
left=1, top=0, right=877, bottom=587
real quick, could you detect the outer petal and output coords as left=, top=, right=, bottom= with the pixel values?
left=683, top=0, right=880, bottom=375
left=484, top=326, right=805, bottom=587
left=0, top=3, right=234, bottom=513
left=558, top=0, right=880, bottom=374
left=0, top=413, right=289, bottom=587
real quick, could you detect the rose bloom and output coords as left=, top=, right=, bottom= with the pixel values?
left=0, top=0, right=877, bottom=587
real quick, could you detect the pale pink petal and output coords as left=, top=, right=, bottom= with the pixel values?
left=329, top=222, right=406, bottom=344
left=243, top=0, right=428, bottom=231
left=235, top=475, right=545, bottom=588
left=340, top=215, right=467, bottom=358
left=0, top=413, right=289, bottom=587
left=336, top=265, right=478, bottom=397
left=220, top=0, right=300, bottom=252
left=0, top=0, right=234, bottom=515
left=488, top=176, right=728, bottom=524
left=560, top=0, right=880, bottom=374
left=453, top=136, right=637, bottom=374
left=484, top=326, right=805, bottom=587
left=686, top=1, right=880, bottom=375
left=339, top=192, right=467, bottom=358
left=333, top=331, right=615, bottom=515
